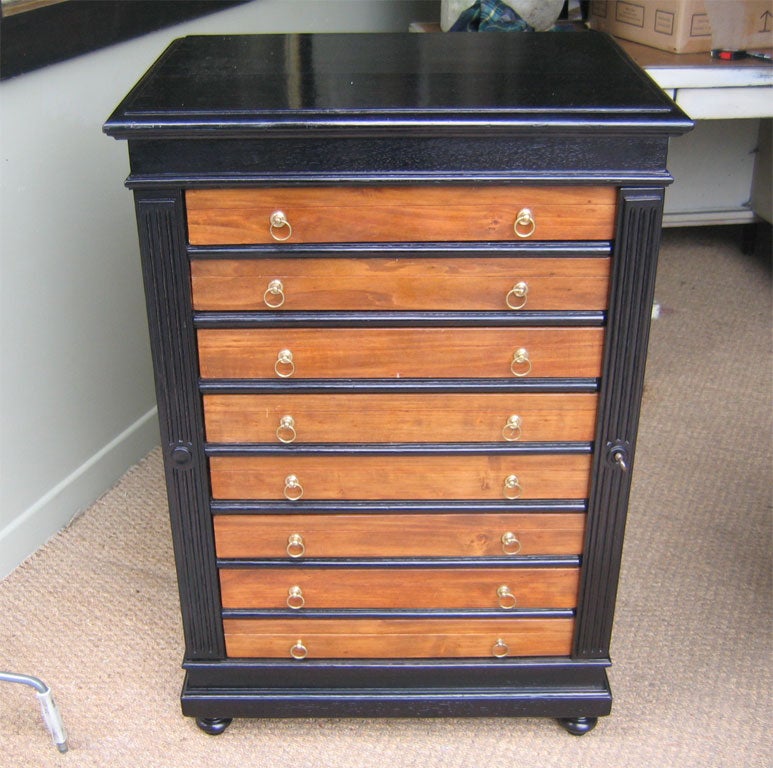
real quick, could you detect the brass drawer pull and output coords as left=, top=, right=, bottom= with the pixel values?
left=505, top=280, right=529, bottom=310
left=510, top=348, right=532, bottom=377
left=492, top=638, right=509, bottom=658
left=286, top=533, right=305, bottom=558
left=275, top=349, right=295, bottom=378
left=502, top=414, right=522, bottom=441
left=286, top=585, right=305, bottom=609
left=276, top=415, right=297, bottom=443
left=263, top=279, right=286, bottom=308
left=284, top=474, right=304, bottom=501
left=290, top=639, right=308, bottom=660
left=503, top=474, right=522, bottom=500
left=269, top=210, right=293, bottom=241
left=513, top=208, right=536, bottom=238
left=501, top=531, right=522, bottom=555
left=497, top=584, right=517, bottom=610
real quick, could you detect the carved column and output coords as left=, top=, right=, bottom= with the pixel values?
left=574, top=187, right=665, bottom=659
left=134, top=189, right=224, bottom=659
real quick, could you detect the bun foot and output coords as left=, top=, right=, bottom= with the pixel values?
left=557, top=716, right=598, bottom=736
left=196, top=717, right=233, bottom=735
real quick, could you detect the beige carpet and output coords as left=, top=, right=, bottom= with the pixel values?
left=1, top=226, right=770, bottom=767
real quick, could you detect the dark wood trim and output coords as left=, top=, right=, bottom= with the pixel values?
left=134, top=190, right=224, bottom=660
left=573, top=187, right=665, bottom=659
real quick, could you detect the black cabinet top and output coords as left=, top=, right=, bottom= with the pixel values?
left=104, top=31, right=691, bottom=139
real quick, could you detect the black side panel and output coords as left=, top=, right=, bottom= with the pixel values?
left=134, top=190, right=224, bottom=659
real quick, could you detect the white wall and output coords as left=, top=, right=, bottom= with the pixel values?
left=0, top=0, right=440, bottom=578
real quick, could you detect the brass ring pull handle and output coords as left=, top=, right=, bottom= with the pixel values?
left=286, top=585, right=305, bottom=610
left=503, top=474, right=522, bottom=500
left=492, top=638, right=510, bottom=658
left=513, top=208, right=536, bottom=238
left=286, top=533, right=306, bottom=559
left=505, top=281, right=529, bottom=310
left=290, top=639, right=308, bottom=660
left=502, top=414, right=522, bottom=442
left=501, top=531, right=522, bottom=555
left=275, top=349, right=295, bottom=378
left=284, top=474, right=304, bottom=501
left=276, top=415, right=297, bottom=444
left=269, top=210, right=292, bottom=241
left=497, top=584, right=517, bottom=610
left=263, top=279, right=286, bottom=308
left=510, top=348, right=532, bottom=377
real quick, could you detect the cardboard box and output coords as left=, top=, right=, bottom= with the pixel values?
left=588, top=1, right=714, bottom=53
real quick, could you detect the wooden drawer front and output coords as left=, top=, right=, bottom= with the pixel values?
left=220, top=567, right=579, bottom=610
left=214, top=513, right=586, bottom=559
left=223, top=617, right=575, bottom=659
left=190, top=257, right=611, bottom=311
left=204, top=392, right=598, bottom=444
left=209, top=454, right=592, bottom=501
left=186, top=187, right=616, bottom=244
left=197, top=327, right=605, bottom=380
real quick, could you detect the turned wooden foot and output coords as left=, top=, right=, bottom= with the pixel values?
left=557, top=716, right=598, bottom=735
left=196, top=717, right=233, bottom=735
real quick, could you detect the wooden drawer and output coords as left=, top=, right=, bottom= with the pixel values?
left=186, top=186, right=617, bottom=244
left=220, top=566, right=579, bottom=610
left=203, top=392, right=598, bottom=444
left=197, top=327, right=605, bottom=380
left=214, top=513, right=586, bottom=559
left=190, top=256, right=611, bottom=311
left=222, top=617, right=575, bottom=659
left=209, top=453, right=592, bottom=501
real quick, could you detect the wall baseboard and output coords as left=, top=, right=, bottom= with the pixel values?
left=0, top=408, right=160, bottom=580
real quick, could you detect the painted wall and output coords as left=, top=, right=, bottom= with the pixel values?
left=0, top=0, right=440, bottom=577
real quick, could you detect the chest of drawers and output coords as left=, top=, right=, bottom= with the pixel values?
left=105, top=31, right=690, bottom=735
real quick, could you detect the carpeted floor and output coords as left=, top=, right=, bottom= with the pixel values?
left=0, top=226, right=770, bottom=767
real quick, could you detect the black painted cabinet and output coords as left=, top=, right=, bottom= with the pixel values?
left=105, top=32, right=690, bottom=735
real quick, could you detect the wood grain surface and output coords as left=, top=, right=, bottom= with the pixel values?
left=222, top=616, right=575, bottom=658
left=190, top=256, right=611, bottom=311
left=208, top=453, right=592, bottom=501
left=213, top=512, right=586, bottom=558
left=197, top=327, right=606, bottom=379
left=186, top=186, right=617, bottom=244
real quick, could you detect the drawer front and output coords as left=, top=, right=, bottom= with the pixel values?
left=209, top=453, right=592, bottom=501
left=190, top=256, right=611, bottom=311
left=186, top=186, right=617, bottom=244
left=203, top=392, right=598, bottom=444
left=214, top=513, right=586, bottom=559
left=197, top=327, right=605, bottom=380
left=219, top=567, right=579, bottom=610
left=222, top=617, right=575, bottom=658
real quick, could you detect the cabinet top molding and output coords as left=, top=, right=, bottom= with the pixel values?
left=103, top=32, right=692, bottom=140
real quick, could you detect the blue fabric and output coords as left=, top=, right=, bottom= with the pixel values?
left=449, top=1, right=535, bottom=32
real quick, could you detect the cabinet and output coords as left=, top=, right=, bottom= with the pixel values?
left=104, top=31, right=690, bottom=735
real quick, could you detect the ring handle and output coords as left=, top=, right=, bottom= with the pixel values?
left=284, top=474, right=304, bottom=501
left=503, top=474, right=522, bottom=500
left=513, top=208, right=536, bottom=239
left=275, top=349, right=295, bottom=378
left=264, top=279, right=286, bottom=308
left=505, top=281, right=529, bottom=310
left=497, top=584, right=517, bottom=610
left=286, top=585, right=305, bottom=610
left=276, top=415, right=297, bottom=444
left=502, top=414, right=522, bottom=442
left=269, top=211, right=293, bottom=241
left=290, top=639, right=308, bottom=660
left=510, top=348, right=532, bottom=377
left=501, top=531, right=522, bottom=555
left=286, top=533, right=305, bottom=558
left=492, top=638, right=510, bottom=658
